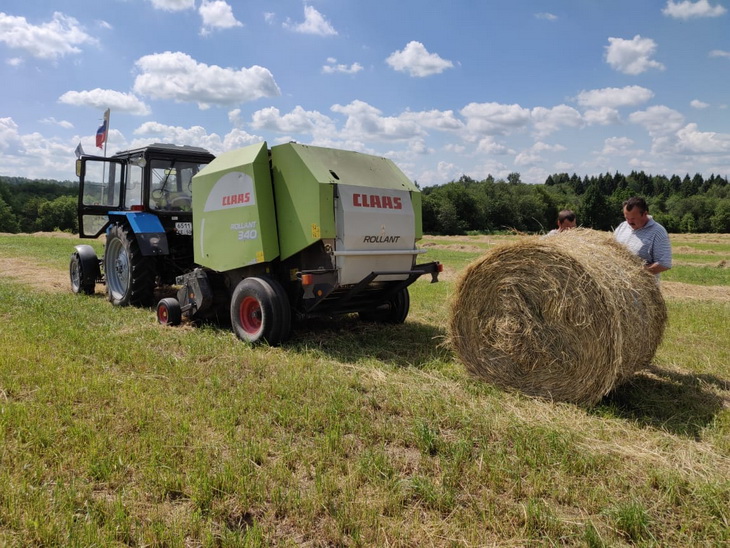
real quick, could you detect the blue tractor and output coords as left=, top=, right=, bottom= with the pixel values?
left=70, top=143, right=215, bottom=306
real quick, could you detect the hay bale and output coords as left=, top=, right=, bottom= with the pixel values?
left=449, top=229, right=667, bottom=406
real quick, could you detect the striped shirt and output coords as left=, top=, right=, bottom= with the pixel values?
left=614, top=217, right=672, bottom=270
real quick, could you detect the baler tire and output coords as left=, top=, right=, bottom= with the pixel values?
left=359, top=287, right=410, bottom=324
left=157, top=298, right=182, bottom=326
left=70, top=252, right=95, bottom=295
left=266, top=277, right=292, bottom=343
left=230, top=277, right=286, bottom=345
left=104, top=223, right=156, bottom=307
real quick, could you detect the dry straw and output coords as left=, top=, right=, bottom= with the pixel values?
left=449, top=229, right=667, bottom=406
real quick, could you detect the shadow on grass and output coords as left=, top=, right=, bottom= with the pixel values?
left=597, top=365, right=730, bottom=440
left=286, top=315, right=452, bottom=369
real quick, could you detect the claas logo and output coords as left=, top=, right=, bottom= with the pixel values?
left=222, top=192, right=251, bottom=206
left=352, top=193, right=403, bottom=210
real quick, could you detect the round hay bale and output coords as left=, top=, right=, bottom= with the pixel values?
left=449, top=228, right=667, bottom=406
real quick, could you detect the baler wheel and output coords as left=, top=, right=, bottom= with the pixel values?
left=157, top=298, right=182, bottom=326
left=69, top=252, right=95, bottom=295
left=359, top=287, right=410, bottom=324
left=230, top=277, right=287, bottom=345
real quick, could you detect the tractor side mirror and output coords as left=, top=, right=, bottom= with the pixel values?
left=75, top=159, right=84, bottom=178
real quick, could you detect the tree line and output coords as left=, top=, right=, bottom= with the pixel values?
left=1, top=170, right=729, bottom=235
left=422, top=171, right=730, bottom=234
left=0, top=177, right=78, bottom=233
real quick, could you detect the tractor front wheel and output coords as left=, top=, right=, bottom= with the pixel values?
left=104, top=223, right=156, bottom=307
left=230, top=277, right=289, bottom=345
left=70, top=252, right=95, bottom=295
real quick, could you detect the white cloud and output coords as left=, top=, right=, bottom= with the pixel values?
left=531, top=105, right=583, bottom=137
left=228, top=108, right=242, bottom=127
left=605, top=35, right=665, bottom=75
left=133, top=52, right=280, bottom=109
left=675, top=123, right=730, bottom=154
left=148, top=0, right=195, bottom=11
left=40, top=117, right=74, bottom=130
left=58, top=88, right=152, bottom=115
left=199, top=1, right=243, bottom=34
left=386, top=41, right=454, bottom=77
left=400, top=109, right=464, bottom=131
left=0, top=117, right=20, bottom=149
left=629, top=105, right=685, bottom=136
left=514, top=151, right=543, bottom=167
left=476, top=137, right=514, bottom=155
left=322, top=58, right=364, bottom=74
left=0, top=12, right=96, bottom=60
left=331, top=100, right=425, bottom=141
left=249, top=106, right=336, bottom=135
left=407, top=138, right=431, bottom=155
left=576, top=85, right=654, bottom=108
left=553, top=161, right=574, bottom=172
left=0, top=118, right=91, bottom=180
left=460, top=102, right=531, bottom=135
left=583, top=107, right=621, bottom=125
left=691, top=99, right=710, bottom=109
left=601, top=136, right=636, bottom=155
left=284, top=6, right=337, bottom=36
left=662, top=0, right=726, bottom=19
left=532, top=141, right=566, bottom=153
left=132, top=121, right=262, bottom=155
left=709, top=49, right=730, bottom=58
left=535, top=13, right=558, bottom=21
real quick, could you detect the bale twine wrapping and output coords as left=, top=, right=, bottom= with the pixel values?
left=449, top=229, right=667, bottom=406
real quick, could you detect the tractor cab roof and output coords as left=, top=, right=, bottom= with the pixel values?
left=110, top=143, right=215, bottom=162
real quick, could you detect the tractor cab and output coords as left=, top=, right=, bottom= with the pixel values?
left=70, top=143, right=215, bottom=306
left=75, top=143, right=214, bottom=238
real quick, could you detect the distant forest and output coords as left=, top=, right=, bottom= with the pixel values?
left=0, top=177, right=78, bottom=234
left=422, top=171, right=730, bottom=234
left=1, top=171, right=729, bottom=235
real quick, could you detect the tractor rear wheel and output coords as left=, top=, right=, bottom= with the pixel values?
left=157, top=298, right=182, bottom=326
left=359, top=287, right=410, bottom=324
left=70, top=252, right=95, bottom=295
left=104, top=223, right=156, bottom=307
left=230, top=277, right=289, bottom=345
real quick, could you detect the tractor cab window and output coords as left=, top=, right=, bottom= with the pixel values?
left=150, top=159, right=204, bottom=212
left=125, top=164, right=143, bottom=209
left=81, top=159, right=122, bottom=207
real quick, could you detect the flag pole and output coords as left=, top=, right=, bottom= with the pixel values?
left=103, top=109, right=110, bottom=158
left=99, top=108, right=110, bottom=199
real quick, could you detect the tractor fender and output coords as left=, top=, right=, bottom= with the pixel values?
left=108, top=211, right=170, bottom=256
left=74, top=244, right=101, bottom=284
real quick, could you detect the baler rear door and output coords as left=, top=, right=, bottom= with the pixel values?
left=333, top=184, right=422, bottom=285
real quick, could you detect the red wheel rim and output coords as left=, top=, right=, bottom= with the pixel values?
left=158, top=304, right=169, bottom=324
left=239, top=296, right=262, bottom=334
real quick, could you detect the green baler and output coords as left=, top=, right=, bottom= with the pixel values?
left=71, top=141, right=440, bottom=345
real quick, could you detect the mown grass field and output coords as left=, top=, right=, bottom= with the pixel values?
left=0, top=232, right=728, bottom=546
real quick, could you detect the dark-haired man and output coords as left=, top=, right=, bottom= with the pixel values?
left=545, top=209, right=577, bottom=235
left=614, top=197, right=672, bottom=277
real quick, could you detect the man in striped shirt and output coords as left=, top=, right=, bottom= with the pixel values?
left=614, top=196, right=672, bottom=277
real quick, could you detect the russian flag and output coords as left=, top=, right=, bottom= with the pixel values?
left=96, top=108, right=110, bottom=148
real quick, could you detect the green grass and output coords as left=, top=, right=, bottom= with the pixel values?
left=0, top=232, right=728, bottom=546
left=0, top=233, right=104, bottom=269
left=662, top=264, right=730, bottom=286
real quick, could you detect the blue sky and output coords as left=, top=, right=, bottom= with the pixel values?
left=1, top=0, right=729, bottom=185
